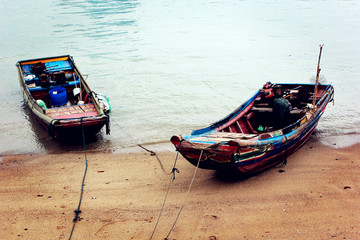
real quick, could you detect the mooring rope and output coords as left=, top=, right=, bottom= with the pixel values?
left=111, top=118, right=174, bottom=176
left=103, top=118, right=197, bottom=239
left=137, top=143, right=179, bottom=177
left=48, top=119, right=55, bottom=140
left=149, top=149, right=203, bottom=240
left=148, top=145, right=182, bottom=240
left=68, top=118, right=88, bottom=240
left=164, top=149, right=203, bottom=239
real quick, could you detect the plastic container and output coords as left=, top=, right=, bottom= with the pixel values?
left=49, top=87, right=67, bottom=106
left=36, top=99, right=47, bottom=109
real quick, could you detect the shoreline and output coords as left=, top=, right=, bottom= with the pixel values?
left=1, top=139, right=359, bottom=239
left=1, top=132, right=360, bottom=157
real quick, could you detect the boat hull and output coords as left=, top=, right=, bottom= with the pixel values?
left=32, top=111, right=108, bottom=139
left=171, top=83, right=334, bottom=174
left=17, top=55, right=110, bottom=139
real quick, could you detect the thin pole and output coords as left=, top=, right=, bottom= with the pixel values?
left=312, top=44, right=324, bottom=109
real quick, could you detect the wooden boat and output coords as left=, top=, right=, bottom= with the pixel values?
left=171, top=82, right=334, bottom=174
left=17, top=55, right=110, bottom=139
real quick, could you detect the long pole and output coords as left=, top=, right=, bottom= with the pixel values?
left=312, top=44, right=324, bottom=109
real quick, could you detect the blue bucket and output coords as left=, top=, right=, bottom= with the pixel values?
left=49, top=87, right=67, bottom=106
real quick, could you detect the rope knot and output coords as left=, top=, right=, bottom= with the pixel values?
left=171, top=168, right=180, bottom=181
left=73, top=210, right=82, bottom=222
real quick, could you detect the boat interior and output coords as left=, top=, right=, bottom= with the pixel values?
left=20, top=57, right=98, bottom=119
left=216, top=84, right=327, bottom=134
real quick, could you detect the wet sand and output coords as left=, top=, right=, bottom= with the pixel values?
left=0, top=141, right=359, bottom=240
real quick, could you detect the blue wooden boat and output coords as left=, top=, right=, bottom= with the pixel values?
left=171, top=82, right=334, bottom=174
left=16, top=55, right=110, bottom=139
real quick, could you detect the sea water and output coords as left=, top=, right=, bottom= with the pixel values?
left=0, top=0, right=359, bottom=154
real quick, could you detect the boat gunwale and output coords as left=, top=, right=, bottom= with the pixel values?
left=175, top=83, right=334, bottom=152
left=17, top=55, right=108, bottom=138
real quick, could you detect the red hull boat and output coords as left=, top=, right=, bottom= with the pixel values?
left=171, top=82, right=334, bottom=174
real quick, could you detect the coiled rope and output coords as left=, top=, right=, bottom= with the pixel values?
left=68, top=118, right=88, bottom=240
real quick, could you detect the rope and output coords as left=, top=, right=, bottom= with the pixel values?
left=105, top=113, right=111, bottom=135
left=48, top=120, right=55, bottom=140
left=138, top=143, right=178, bottom=177
left=112, top=118, right=174, bottom=176
left=164, top=149, right=203, bottom=239
left=149, top=149, right=203, bottom=240
left=68, top=118, right=88, bottom=240
left=110, top=118, right=195, bottom=239
left=149, top=147, right=182, bottom=240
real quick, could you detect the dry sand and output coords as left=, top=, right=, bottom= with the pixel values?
left=0, top=141, right=359, bottom=240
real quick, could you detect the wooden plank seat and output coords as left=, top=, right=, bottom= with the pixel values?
left=27, top=80, right=80, bottom=92
left=45, top=103, right=98, bottom=119
left=252, top=106, right=303, bottom=114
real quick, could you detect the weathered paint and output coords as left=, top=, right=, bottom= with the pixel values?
left=171, top=82, right=334, bottom=174
left=17, top=55, right=109, bottom=139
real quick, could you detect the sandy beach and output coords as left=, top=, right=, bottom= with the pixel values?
left=1, top=140, right=359, bottom=240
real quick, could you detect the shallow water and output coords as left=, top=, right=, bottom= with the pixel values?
left=1, top=0, right=359, bottom=154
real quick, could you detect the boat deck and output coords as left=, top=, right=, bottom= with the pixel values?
left=45, top=103, right=98, bottom=119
